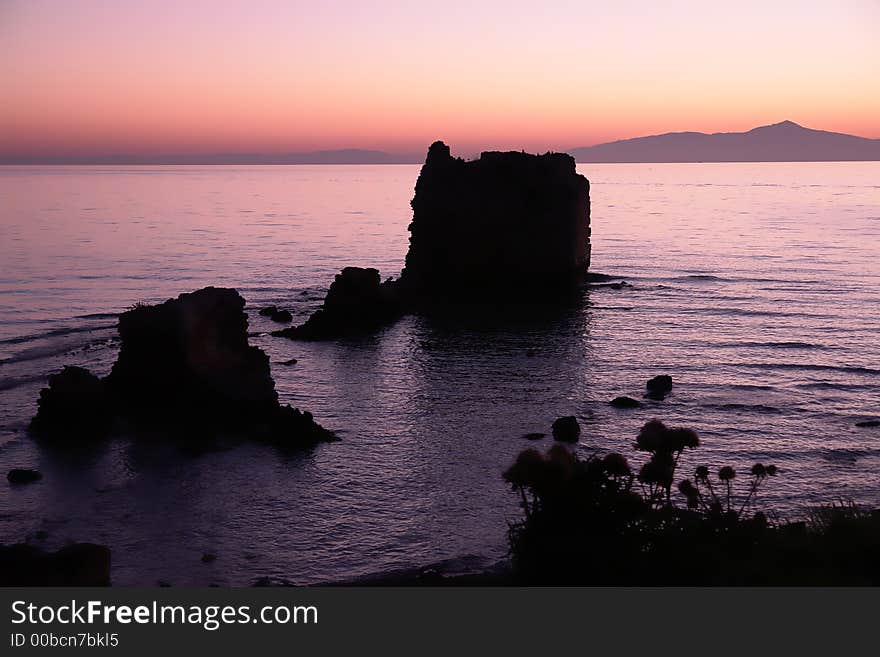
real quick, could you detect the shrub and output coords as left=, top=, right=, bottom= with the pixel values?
left=504, top=420, right=880, bottom=584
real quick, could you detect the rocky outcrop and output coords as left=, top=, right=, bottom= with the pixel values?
left=278, top=142, right=591, bottom=340
left=273, top=267, right=402, bottom=340
left=29, top=366, right=112, bottom=440
left=31, top=287, right=335, bottom=448
left=0, top=543, right=111, bottom=586
left=7, top=469, right=43, bottom=484
left=401, top=141, right=590, bottom=297
left=259, top=306, right=292, bottom=323
left=610, top=396, right=641, bottom=409
left=646, top=375, right=673, bottom=400
left=551, top=416, right=581, bottom=443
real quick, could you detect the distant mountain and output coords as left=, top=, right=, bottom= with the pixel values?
left=569, top=121, right=880, bottom=163
left=0, top=149, right=419, bottom=165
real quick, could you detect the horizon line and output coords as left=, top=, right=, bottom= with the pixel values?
left=3, top=120, right=879, bottom=166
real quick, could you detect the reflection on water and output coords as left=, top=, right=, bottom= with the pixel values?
left=1, top=162, right=879, bottom=584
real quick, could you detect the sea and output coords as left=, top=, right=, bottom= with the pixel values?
left=1, top=161, right=879, bottom=585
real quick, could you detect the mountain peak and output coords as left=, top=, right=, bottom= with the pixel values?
left=758, top=120, right=805, bottom=131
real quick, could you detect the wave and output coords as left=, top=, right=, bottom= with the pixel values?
left=716, top=341, right=823, bottom=350
left=687, top=307, right=834, bottom=319
left=819, top=448, right=870, bottom=464
left=0, top=323, right=115, bottom=347
left=794, top=382, right=875, bottom=391
left=706, top=403, right=783, bottom=414
left=672, top=274, right=726, bottom=282
left=737, top=363, right=880, bottom=376
left=75, top=312, right=119, bottom=320
left=0, top=373, right=47, bottom=392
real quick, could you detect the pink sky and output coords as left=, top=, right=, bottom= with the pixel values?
left=1, top=0, right=878, bottom=158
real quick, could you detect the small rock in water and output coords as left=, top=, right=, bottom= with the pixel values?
left=526, top=349, right=536, bottom=358
left=201, top=553, right=217, bottom=563
left=274, top=267, right=402, bottom=340
left=646, top=375, right=673, bottom=400
left=523, top=432, right=546, bottom=441
left=610, top=396, right=641, bottom=409
left=278, top=358, right=298, bottom=366
left=7, top=469, right=43, bottom=484
left=269, top=309, right=292, bottom=323
left=551, top=416, right=580, bottom=443
left=855, top=420, right=880, bottom=428
left=259, top=306, right=292, bottom=322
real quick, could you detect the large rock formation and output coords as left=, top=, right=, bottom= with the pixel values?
left=272, top=267, right=402, bottom=340
left=31, top=287, right=335, bottom=448
left=278, top=142, right=591, bottom=340
left=401, top=141, right=590, bottom=296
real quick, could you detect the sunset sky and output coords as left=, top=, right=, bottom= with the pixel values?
left=1, top=0, right=878, bottom=160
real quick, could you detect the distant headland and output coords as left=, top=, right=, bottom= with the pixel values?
left=568, top=121, right=880, bottom=163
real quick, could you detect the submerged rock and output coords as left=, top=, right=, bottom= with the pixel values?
left=7, top=469, right=43, bottom=484
left=0, top=543, right=111, bottom=586
left=259, top=306, right=292, bottom=323
left=402, top=141, right=591, bottom=297
left=31, top=287, right=335, bottom=449
left=523, top=432, right=546, bottom=441
left=273, top=267, right=402, bottom=340
left=856, top=420, right=880, bottom=428
left=610, top=396, right=642, bottom=409
left=646, top=375, right=673, bottom=400
left=551, top=416, right=581, bottom=443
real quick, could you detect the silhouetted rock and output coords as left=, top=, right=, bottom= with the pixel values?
left=106, top=287, right=276, bottom=423
left=7, top=469, right=42, bottom=484
left=551, top=416, right=581, bottom=443
left=0, top=543, right=111, bottom=586
left=278, top=358, right=298, bottom=366
left=201, top=553, right=217, bottom=563
left=523, top=432, right=546, bottom=441
left=281, top=143, right=591, bottom=339
left=646, top=375, right=673, bottom=400
left=856, top=420, right=880, bottom=428
left=401, top=141, right=590, bottom=297
left=610, top=396, right=641, bottom=409
left=260, top=306, right=292, bottom=322
left=32, top=287, right=335, bottom=448
left=273, top=267, right=402, bottom=340
left=29, top=366, right=112, bottom=441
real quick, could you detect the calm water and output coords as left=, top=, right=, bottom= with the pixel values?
left=1, top=162, right=879, bottom=585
